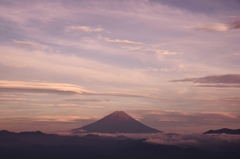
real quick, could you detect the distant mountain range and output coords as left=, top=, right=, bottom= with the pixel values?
left=72, top=111, right=161, bottom=134
left=203, top=128, right=240, bottom=135
left=0, top=130, right=44, bottom=135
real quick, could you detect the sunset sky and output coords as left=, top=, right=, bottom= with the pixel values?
left=0, top=0, right=240, bottom=133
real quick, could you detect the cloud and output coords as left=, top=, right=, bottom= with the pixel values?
left=0, top=80, right=89, bottom=95
left=0, top=45, right=159, bottom=87
left=187, top=19, right=240, bottom=32
left=140, top=66, right=188, bottom=73
left=155, top=50, right=180, bottom=55
left=85, top=92, right=157, bottom=98
left=228, top=19, right=240, bottom=30
left=171, top=74, right=240, bottom=83
left=170, top=74, right=240, bottom=88
left=155, top=49, right=181, bottom=60
left=68, top=26, right=104, bottom=32
left=34, top=101, right=107, bottom=109
left=0, top=80, right=155, bottom=98
left=197, top=84, right=240, bottom=88
left=32, top=115, right=93, bottom=122
left=98, top=36, right=143, bottom=45
left=143, top=110, right=239, bottom=124
left=83, top=106, right=106, bottom=109
left=13, top=40, right=48, bottom=50
left=64, top=99, right=112, bottom=105
left=128, top=47, right=181, bottom=59
left=65, top=99, right=105, bottom=102
left=131, top=109, right=240, bottom=133
left=0, top=116, right=97, bottom=134
left=71, top=132, right=240, bottom=149
left=151, top=0, right=240, bottom=14
left=3, top=62, right=28, bottom=68
left=159, top=66, right=189, bottom=73
left=30, top=103, right=80, bottom=107
left=144, top=133, right=240, bottom=148
left=220, top=97, right=240, bottom=104
left=0, top=97, right=27, bottom=102
left=187, top=23, right=228, bottom=32
left=235, top=51, right=240, bottom=56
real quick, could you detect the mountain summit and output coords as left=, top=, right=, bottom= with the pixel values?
left=72, top=111, right=161, bottom=134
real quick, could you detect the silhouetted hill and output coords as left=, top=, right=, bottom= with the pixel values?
left=0, top=130, right=44, bottom=136
left=203, top=128, right=240, bottom=134
left=72, top=111, right=161, bottom=134
left=0, top=130, right=15, bottom=135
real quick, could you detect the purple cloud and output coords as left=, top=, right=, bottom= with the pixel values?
left=228, top=19, right=240, bottom=30
left=170, top=74, right=240, bottom=88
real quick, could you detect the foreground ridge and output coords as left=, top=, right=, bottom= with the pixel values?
left=203, top=128, right=240, bottom=134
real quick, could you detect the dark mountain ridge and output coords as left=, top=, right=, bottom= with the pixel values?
left=1, top=130, right=240, bottom=159
left=72, top=111, right=161, bottom=134
left=203, top=128, right=240, bottom=135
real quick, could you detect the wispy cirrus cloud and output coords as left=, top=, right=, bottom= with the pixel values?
left=32, top=115, right=93, bottom=122
left=65, top=99, right=102, bottom=102
left=128, top=47, right=180, bottom=57
left=32, top=102, right=106, bottom=109
left=68, top=26, right=104, bottom=32
left=155, top=49, right=181, bottom=60
left=142, top=110, right=238, bottom=123
left=13, top=40, right=49, bottom=50
left=98, top=36, right=143, bottom=45
left=198, top=84, right=240, bottom=88
left=0, top=97, right=27, bottom=102
left=139, top=65, right=189, bottom=73
left=155, top=50, right=180, bottom=55
left=187, top=19, right=240, bottom=32
left=83, top=106, right=106, bottom=109
left=187, top=23, right=228, bottom=32
left=0, top=44, right=160, bottom=86
left=65, top=98, right=106, bottom=102
left=220, top=97, right=240, bottom=105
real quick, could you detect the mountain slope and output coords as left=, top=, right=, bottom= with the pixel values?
left=72, top=111, right=161, bottom=133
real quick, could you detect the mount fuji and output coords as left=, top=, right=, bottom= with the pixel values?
left=72, top=111, right=161, bottom=134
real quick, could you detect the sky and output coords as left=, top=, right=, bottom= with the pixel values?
left=0, top=0, right=240, bottom=134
